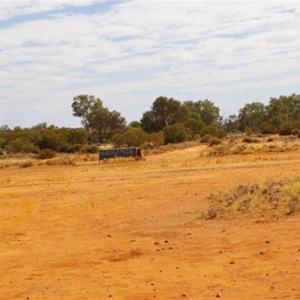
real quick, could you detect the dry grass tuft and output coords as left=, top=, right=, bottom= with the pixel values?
left=0, top=155, right=36, bottom=168
left=0, top=154, right=77, bottom=168
left=36, top=149, right=56, bottom=159
left=19, top=160, right=34, bottom=168
left=202, top=178, right=300, bottom=220
left=45, top=157, right=76, bottom=166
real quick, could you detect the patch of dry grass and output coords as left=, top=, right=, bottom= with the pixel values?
left=19, top=160, right=34, bottom=168
left=206, top=135, right=300, bottom=157
left=202, top=178, right=300, bottom=220
left=0, top=153, right=78, bottom=168
left=145, top=141, right=201, bottom=156
left=0, top=155, right=36, bottom=168
left=45, top=157, right=76, bottom=166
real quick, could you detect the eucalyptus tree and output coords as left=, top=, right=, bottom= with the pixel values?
left=72, top=95, right=126, bottom=143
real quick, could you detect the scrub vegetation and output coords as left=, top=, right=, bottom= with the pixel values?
left=203, top=178, right=300, bottom=220
left=0, top=93, right=299, bottom=157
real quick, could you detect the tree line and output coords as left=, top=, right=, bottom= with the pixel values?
left=0, top=93, right=299, bottom=155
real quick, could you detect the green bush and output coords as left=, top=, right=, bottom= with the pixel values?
left=164, top=124, right=191, bottom=144
left=148, top=131, right=165, bottom=148
left=0, top=138, right=6, bottom=148
left=7, top=138, right=39, bottom=154
left=279, top=121, right=300, bottom=136
left=184, top=118, right=204, bottom=138
left=67, top=128, right=88, bottom=145
left=245, top=126, right=253, bottom=136
left=111, top=133, right=124, bottom=148
left=112, top=128, right=148, bottom=147
left=260, top=122, right=277, bottom=134
left=200, top=126, right=226, bottom=138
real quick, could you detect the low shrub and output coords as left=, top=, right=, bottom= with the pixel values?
left=80, top=144, right=99, bottom=154
left=243, top=137, right=259, bottom=143
left=0, top=148, right=5, bottom=156
left=200, top=126, right=226, bottom=139
left=45, top=157, right=76, bottom=166
left=279, top=122, right=300, bottom=136
left=148, top=131, right=165, bottom=148
left=245, top=127, right=253, bottom=136
left=112, top=127, right=148, bottom=147
left=66, top=143, right=83, bottom=153
left=202, top=178, right=300, bottom=220
left=37, top=148, right=56, bottom=159
left=207, top=142, right=249, bottom=156
left=200, top=134, right=212, bottom=143
left=19, top=160, right=34, bottom=168
left=209, top=138, right=221, bottom=147
left=7, top=138, right=38, bottom=154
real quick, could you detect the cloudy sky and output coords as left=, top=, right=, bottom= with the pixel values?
left=1, top=0, right=300, bottom=128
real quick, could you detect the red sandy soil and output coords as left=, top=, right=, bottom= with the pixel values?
left=1, top=146, right=300, bottom=299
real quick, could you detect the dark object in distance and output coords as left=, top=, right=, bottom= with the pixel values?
left=99, top=147, right=142, bottom=162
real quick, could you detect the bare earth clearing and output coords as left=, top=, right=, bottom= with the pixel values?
left=1, top=144, right=300, bottom=299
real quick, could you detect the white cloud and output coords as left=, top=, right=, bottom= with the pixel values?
left=0, top=0, right=103, bottom=20
left=0, top=0, right=300, bottom=127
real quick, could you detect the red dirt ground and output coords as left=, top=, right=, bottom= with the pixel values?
left=1, top=145, right=300, bottom=299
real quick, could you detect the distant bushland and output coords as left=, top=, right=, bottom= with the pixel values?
left=1, top=93, right=299, bottom=155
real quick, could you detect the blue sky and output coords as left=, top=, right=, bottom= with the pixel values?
left=1, top=0, right=300, bottom=128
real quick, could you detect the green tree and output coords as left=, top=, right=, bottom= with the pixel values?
left=223, top=115, right=240, bottom=133
left=72, top=95, right=126, bottom=143
left=0, top=124, right=10, bottom=130
left=140, top=111, right=156, bottom=133
left=72, top=95, right=103, bottom=128
left=182, top=100, right=221, bottom=125
left=141, top=96, right=184, bottom=133
left=128, top=121, right=141, bottom=128
left=267, top=94, right=300, bottom=130
left=238, top=102, right=267, bottom=133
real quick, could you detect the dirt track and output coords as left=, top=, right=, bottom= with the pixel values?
left=1, top=146, right=300, bottom=299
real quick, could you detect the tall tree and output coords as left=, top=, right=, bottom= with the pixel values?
left=72, top=95, right=104, bottom=130
left=141, top=96, right=184, bottom=133
left=152, top=96, right=183, bottom=128
left=267, top=94, right=300, bottom=129
left=141, top=96, right=185, bottom=133
left=0, top=124, right=10, bottom=130
left=140, top=111, right=156, bottom=133
left=223, top=115, right=240, bottom=133
left=182, top=100, right=221, bottom=125
left=238, top=102, right=267, bottom=133
left=72, top=95, right=126, bottom=143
